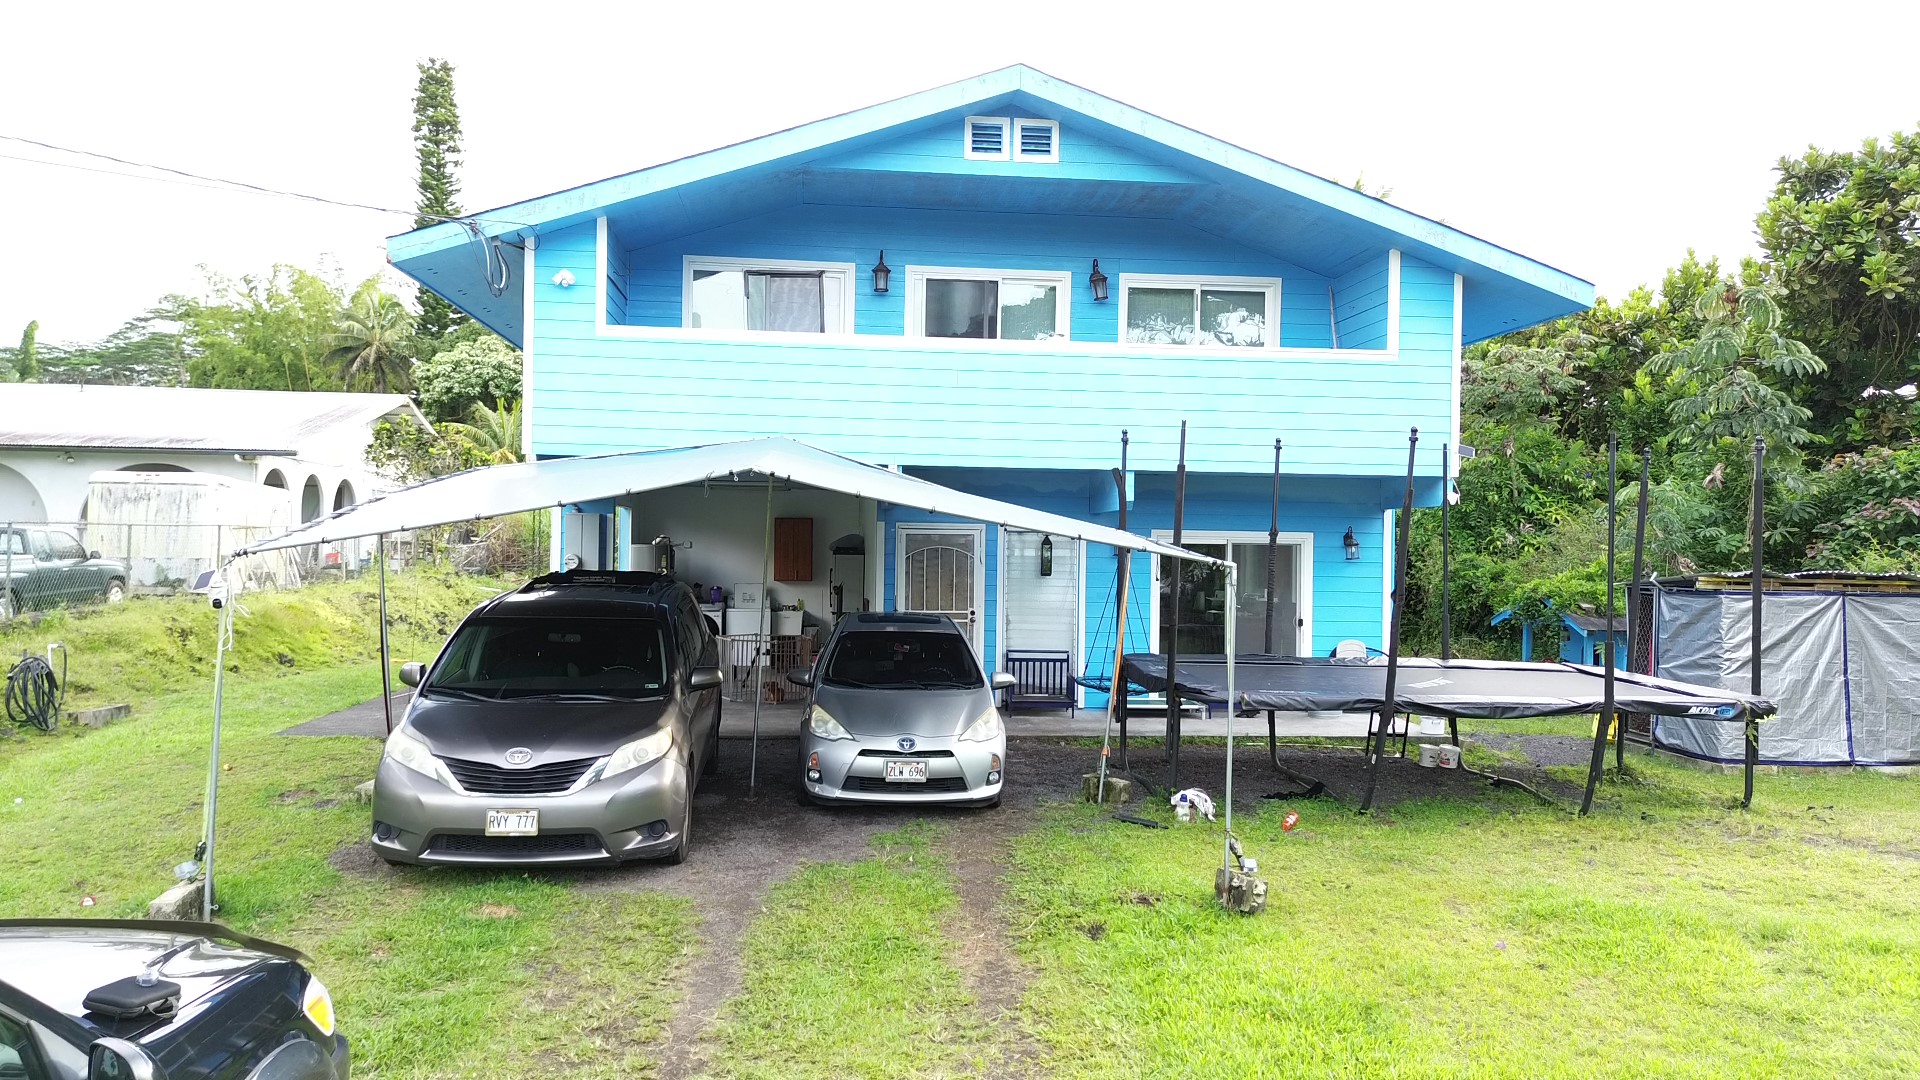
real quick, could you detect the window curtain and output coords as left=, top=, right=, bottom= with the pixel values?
left=925, top=279, right=999, bottom=338
left=745, top=272, right=825, bottom=332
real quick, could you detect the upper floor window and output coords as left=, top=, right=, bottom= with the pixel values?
left=906, top=267, right=1071, bottom=341
left=1120, top=276, right=1278, bottom=348
left=683, top=257, right=853, bottom=333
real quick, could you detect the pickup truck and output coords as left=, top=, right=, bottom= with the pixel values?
left=0, top=527, right=130, bottom=619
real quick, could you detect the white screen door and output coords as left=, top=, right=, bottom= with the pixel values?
left=898, top=525, right=985, bottom=654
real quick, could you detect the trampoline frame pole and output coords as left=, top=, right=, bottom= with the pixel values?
left=1360, top=427, right=1418, bottom=813
left=1625, top=447, right=1650, bottom=768
left=1581, top=435, right=1620, bottom=816
left=1265, top=438, right=1281, bottom=655
left=1099, top=434, right=1133, bottom=795
left=1167, top=421, right=1189, bottom=792
left=1746, top=436, right=1765, bottom=808
left=1442, top=443, right=1459, bottom=748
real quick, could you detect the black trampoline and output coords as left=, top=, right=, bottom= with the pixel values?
left=1111, top=652, right=1778, bottom=810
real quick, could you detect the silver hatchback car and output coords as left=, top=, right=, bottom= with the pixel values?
left=792, top=613, right=1014, bottom=807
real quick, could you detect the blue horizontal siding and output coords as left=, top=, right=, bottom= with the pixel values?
left=610, top=203, right=1336, bottom=348
left=816, top=116, right=1201, bottom=185
left=603, top=234, right=629, bottom=325
left=1333, top=255, right=1390, bottom=350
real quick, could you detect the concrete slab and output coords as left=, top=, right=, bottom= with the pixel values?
left=277, top=693, right=410, bottom=737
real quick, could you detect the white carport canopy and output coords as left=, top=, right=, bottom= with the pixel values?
left=233, top=436, right=1225, bottom=567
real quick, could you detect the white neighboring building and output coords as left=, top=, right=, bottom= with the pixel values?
left=0, top=384, right=429, bottom=528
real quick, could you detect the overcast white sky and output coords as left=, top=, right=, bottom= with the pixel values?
left=3, top=0, right=1916, bottom=347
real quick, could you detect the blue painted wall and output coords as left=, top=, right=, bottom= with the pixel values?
left=814, top=115, right=1203, bottom=185
left=529, top=220, right=1457, bottom=479
left=1333, top=254, right=1390, bottom=350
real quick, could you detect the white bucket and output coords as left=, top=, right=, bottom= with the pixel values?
left=1435, top=744, right=1462, bottom=769
left=1417, top=744, right=1441, bottom=768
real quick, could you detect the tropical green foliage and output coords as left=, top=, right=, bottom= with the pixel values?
left=183, top=266, right=347, bottom=391
left=414, top=333, right=521, bottom=422
left=412, top=57, right=466, bottom=342
left=444, top=400, right=522, bottom=464
left=366, top=416, right=486, bottom=484
left=324, top=286, right=416, bottom=394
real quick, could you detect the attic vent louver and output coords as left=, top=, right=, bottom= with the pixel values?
left=965, top=116, right=1009, bottom=160
left=1012, top=118, right=1060, bottom=163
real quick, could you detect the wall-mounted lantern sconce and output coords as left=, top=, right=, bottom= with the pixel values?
left=551, top=269, right=576, bottom=288
left=1343, top=528, right=1360, bottom=561
left=1040, top=535, right=1054, bottom=577
left=872, top=251, right=891, bottom=294
left=1089, top=259, right=1109, bottom=302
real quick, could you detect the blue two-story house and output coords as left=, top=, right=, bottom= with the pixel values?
left=386, top=66, right=1592, bottom=704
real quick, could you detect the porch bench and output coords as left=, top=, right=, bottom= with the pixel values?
left=1003, top=649, right=1075, bottom=712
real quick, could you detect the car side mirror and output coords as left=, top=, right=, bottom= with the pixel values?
left=991, top=672, right=1017, bottom=691
left=398, top=661, right=425, bottom=688
left=788, top=668, right=815, bottom=688
left=89, top=1037, right=164, bottom=1079
left=688, top=666, right=723, bottom=691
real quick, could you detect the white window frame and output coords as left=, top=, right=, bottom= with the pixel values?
left=1012, top=118, right=1060, bottom=163
left=1147, top=529, right=1314, bottom=657
left=1117, top=274, right=1282, bottom=350
left=904, top=265, right=1073, bottom=342
left=964, top=116, right=1011, bottom=161
left=680, top=255, right=856, bottom=334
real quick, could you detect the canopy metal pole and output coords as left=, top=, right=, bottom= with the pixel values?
left=1223, top=560, right=1238, bottom=873
left=378, top=533, right=394, bottom=734
left=1098, top=435, right=1133, bottom=796
left=1627, top=446, right=1651, bottom=762
left=1360, top=428, right=1418, bottom=814
left=1581, top=436, right=1620, bottom=815
left=1264, top=438, right=1281, bottom=655
left=752, top=472, right=774, bottom=792
left=1746, top=436, right=1765, bottom=808
left=200, top=562, right=234, bottom=922
left=1167, top=421, right=1189, bottom=791
left=1441, top=443, right=1459, bottom=748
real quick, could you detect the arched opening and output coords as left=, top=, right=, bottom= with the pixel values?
left=333, top=480, right=356, bottom=512
left=301, top=476, right=322, bottom=522
left=263, top=469, right=288, bottom=490
left=119, top=463, right=191, bottom=473
left=0, top=463, right=47, bottom=523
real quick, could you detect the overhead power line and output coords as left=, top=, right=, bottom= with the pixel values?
left=0, top=133, right=534, bottom=231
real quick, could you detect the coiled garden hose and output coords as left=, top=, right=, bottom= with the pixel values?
left=5, top=653, right=65, bottom=732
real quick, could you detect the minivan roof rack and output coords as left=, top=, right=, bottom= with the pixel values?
left=522, top=569, right=671, bottom=592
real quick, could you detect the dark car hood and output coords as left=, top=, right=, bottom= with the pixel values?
left=812, top=683, right=992, bottom=738
left=0, top=926, right=272, bottom=1024
left=405, top=693, right=672, bottom=764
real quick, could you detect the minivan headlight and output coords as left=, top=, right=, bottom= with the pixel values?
left=958, top=706, right=1003, bottom=743
left=808, top=705, right=853, bottom=741
left=383, top=726, right=453, bottom=786
left=600, top=726, right=674, bottom=782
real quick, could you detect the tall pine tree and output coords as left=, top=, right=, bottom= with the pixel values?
left=14, top=321, right=39, bottom=381
left=412, top=58, right=465, bottom=341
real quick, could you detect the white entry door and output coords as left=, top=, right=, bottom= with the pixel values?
left=897, top=524, right=985, bottom=654
left=1002, top=529, right=1079, bottom=669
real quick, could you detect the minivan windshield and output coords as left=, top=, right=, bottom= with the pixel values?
left=822, top=631, right=984, bottom=689
left=424, top=616, right=669, bottom=700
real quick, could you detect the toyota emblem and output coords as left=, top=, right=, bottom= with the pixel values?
left=503, top=747, right=534, bottom=767
left=897, top=736, right=917, bottom=753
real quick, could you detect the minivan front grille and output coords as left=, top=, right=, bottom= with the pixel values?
left=442, top=755, right=599, bottom=795
left=427, top=833, right=605, bottom=857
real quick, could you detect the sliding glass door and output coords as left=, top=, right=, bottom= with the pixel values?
left=1156, top=536, right=1303, bottom=656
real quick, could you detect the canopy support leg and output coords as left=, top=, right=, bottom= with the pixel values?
left=1442, top=443, right=1459, bottom=748
left=1097, top=435, right=1134, bottom=802
left=1166, top=421, right=1188, bottom=792
left=751, top=472, right=774, bottom=792
left=201, top=563, right=235, bottom=922
left=378, top=533, right=394, bottom=734
left=1360, top=428, right=1419, bottom=814
left=1223, top=563, right=1238, bottom=874
left=1581, top=436, right=1620, bottom=816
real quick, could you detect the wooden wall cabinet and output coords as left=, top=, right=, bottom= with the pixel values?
left=774, top=517, right=814, bottom=581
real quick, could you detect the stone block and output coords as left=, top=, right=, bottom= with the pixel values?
left=148, top=879, right=204, bottom=921
left=1081, top=773, right=1134, bottom=804
left=72, top=704, right=131, bottom=729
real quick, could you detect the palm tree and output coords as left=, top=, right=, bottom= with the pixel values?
left=445, top=400, right=522, bottom=464
left=325, top=291, right=416, bottom=393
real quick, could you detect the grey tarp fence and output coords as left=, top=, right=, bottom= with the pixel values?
left=1653, top=587, right=1920, bottom=765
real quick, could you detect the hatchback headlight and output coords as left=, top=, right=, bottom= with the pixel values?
left=302, top=975, right=336, bottom=1037
left=600, top=726, right=675, bottom=782
left=958, top=706, right=1003, bottom=743
left=808, top=705, right=854, bottom=741
left=383, top=726, right=453, bottom=786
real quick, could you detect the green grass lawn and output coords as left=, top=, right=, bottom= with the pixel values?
left=6, top=590, right=1920, bottom=1078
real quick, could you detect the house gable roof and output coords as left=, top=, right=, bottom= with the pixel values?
left=389, top=65, right=1593, bottom=346
left=0, top=385, right=428, bottom=456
